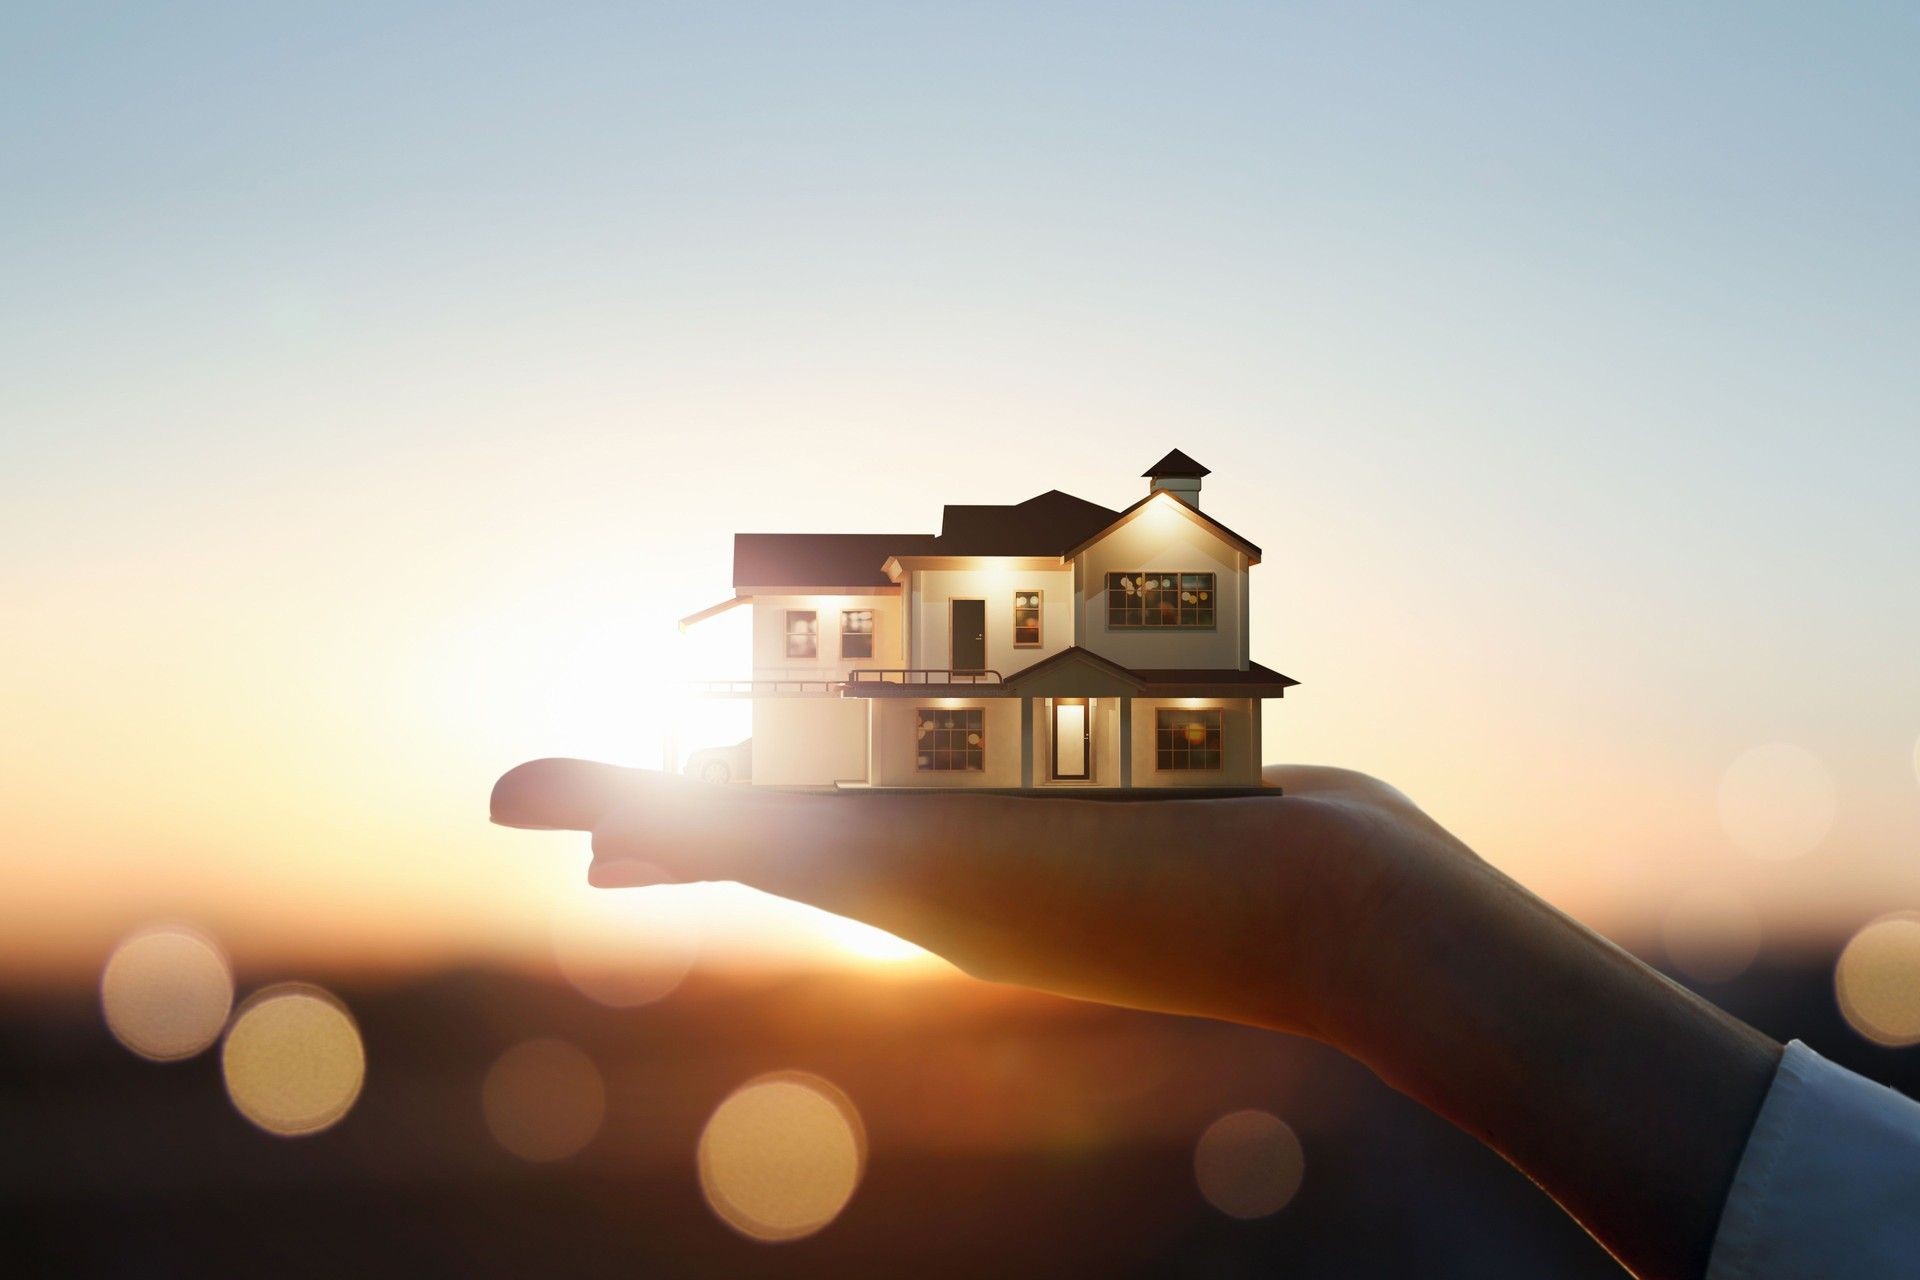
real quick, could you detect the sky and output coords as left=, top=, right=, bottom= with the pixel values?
left=3, top=2, right=1917, bottom=980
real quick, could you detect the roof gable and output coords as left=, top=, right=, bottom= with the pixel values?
left=1061, top=489, right=1262, bottom=563
left=1003, top=646, right=1147, bottom=697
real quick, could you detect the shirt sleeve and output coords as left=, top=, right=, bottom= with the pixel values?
left=1707, top=1039, right=1920, bottom=1280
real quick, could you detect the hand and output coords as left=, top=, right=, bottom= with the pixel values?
left=492, top=759, right=1779, bottom=1280
left=493, top=760, right=1436, bottom=1038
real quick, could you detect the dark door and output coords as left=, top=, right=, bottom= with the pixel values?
left=950, top=599, right=986, bottom=671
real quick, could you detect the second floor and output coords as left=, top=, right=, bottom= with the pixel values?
left=703, top=450, right=1266, bottom=682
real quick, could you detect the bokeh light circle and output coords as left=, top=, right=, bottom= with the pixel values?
left=698, top=1071, right=866, bottom=1242
left=222, top=984, right=366, bottom=1136
left=483, top=1038, right=606, bottom=1162
left=1717, top=743, right=1835, bottom=862
left=1194, top=1109, right=1305, bottom=1219
left=100, top=924, right=234, bottom=1062
left=1836, top=913, right=1920, bottom=1047
left=1661, top=887, right=1762, bottom=985
left=550, top=879, right=700, bottom=1008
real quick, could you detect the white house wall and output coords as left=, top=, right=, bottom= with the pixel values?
left=871, top=699, right=1022, bottom=788
left=1126, top=698, right=1261, bottom=788
left=908, top=567, right=1075, bottom=675
left=750, top=593, right=902, bottom=678
left=750, top=696, right=869, bottom=786
left=1075, top=501, right=1247, bottom=670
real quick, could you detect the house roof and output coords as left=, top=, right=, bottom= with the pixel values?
left=1060, top=488, right=1263, bottom=562
left=841, top=647, right=1298, bottom=698
left=733, top=532, right=938, bottom=589
left=1131, top=661, right=1299, bottom=693
left=1143, top=448, right=1210, bottom=478
left=732, top=462, right=1254, bottom=588
left=732, top=489, right=1119, bottom=587
left=932, top=489, right=1120, bottom=556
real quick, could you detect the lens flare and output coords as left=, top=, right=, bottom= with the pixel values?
left=1836, top=913, right=1920, bottom=1047
left=483, top=1038, right=606, bottom=1162
left=100, top=924, right=233, bottom=1062
left=1661, top=887, right=1762, bottom=985
left=698, top=1071, right=866, bottom=1242
left=1717, top=743, right=1835, bottom=862
left=222, top=984, right=365, bottom=1136
left=550, top=877, right=700, bottom=1008
left=1194, top=1109, right=1305, bottom=1219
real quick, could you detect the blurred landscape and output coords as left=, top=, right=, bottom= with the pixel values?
left=10, top=928, right=1914, bottom=1278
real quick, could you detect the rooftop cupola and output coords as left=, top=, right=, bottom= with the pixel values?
left=1142, top=448, right=1210, bottom=509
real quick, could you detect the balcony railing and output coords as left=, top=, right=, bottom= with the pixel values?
left=845, top=668, right=1005, bottom=687
left=687, top=676, right=844, bottom=697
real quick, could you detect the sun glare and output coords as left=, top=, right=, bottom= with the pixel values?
left=817, top=915, right=928, bottom=964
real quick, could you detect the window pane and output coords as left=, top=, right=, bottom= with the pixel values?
left=840, top=610, right=874, bottom=659
left=1107, top=573, right=1215, bottom=628
left=786, top=611, right=818, bottom=659
left=916, top=708, right=983, bottom=770
left=1155, top=709, right=1222, bottom=770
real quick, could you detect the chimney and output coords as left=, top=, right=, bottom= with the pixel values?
left=1141, top=449, right=1209, bottom=509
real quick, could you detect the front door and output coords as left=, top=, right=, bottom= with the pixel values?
left=950, top=599, right=986, bottom=671
left=1052, top=698, right=1090, bottom=780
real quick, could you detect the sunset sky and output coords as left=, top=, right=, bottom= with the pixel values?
left=4, top=3, right=1917, bottom=981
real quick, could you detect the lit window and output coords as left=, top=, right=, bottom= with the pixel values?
left=916, top=708, right=984, bottom=771
left=841, top=609, right=874, bottom=659
left=785, top=610, right=817, bottom=659
left=1156, top=708, right=1221, bottom=770
left=1106, top=573, right=1215, bottom=628
left=1013, top=591, right=1042, bottom=647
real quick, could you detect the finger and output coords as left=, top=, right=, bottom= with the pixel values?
left=491, top=758, right=646, bottom=830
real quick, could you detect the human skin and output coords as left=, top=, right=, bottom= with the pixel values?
left=491, top=760, right=1781, bottom=1280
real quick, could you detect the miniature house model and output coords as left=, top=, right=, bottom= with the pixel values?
left=679, top=451, right=1296, bottom=791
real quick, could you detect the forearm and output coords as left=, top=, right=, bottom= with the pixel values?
left=1329, top=851, right=1781, bottom=1280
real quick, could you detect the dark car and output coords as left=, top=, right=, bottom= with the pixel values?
left=683, top=738, right=751, bottom=785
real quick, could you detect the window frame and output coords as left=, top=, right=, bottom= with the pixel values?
left=784, top=609, right=818, bottom=660
left=1012, top=590, right=1043, bottom=649
left=1155, top=707, right=1223, bottom=772
left=915, top=706, right=985, bottom=773
left=1104, top=572, right=1217, bottom=630
left=840, top=608, right=874, bottom=660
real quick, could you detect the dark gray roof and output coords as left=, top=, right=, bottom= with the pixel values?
left=1142, top=448, right=1210, bottom=478
left=932, top=489, right=1119, bottom=556
left=731, top=489, right=1119, bottom=587
left=733, top=532, right=937, bottom=588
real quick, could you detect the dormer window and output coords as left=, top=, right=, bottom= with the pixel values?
left=1105, top=573, right=1215, bottom=629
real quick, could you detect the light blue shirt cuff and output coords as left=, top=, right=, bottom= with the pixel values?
left=1707, top=1040, right=1920, bottom=1279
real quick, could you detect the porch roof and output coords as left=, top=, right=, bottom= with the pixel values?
left=837, top=648, right=1298, bottom=699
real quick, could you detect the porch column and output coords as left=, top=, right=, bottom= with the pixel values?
left=1118, top=696, right=1133, bottom=788
left=1019, top=697, right=1034, bottom=788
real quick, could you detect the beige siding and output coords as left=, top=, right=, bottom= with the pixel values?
left=908, top=567, right=1075, bottom=675
left=1075, top=499, right=1247, bottom=670
left=871, top=699, right=1021, bottom=788
left=750, top=593, right=902, bottom=679
left=1127, top=698, right=1261, bottom=788
left=750, top=697, right=868, bottom=786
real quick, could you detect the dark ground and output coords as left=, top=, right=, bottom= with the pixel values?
left=6, top=938, right=1913, bottom=1278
